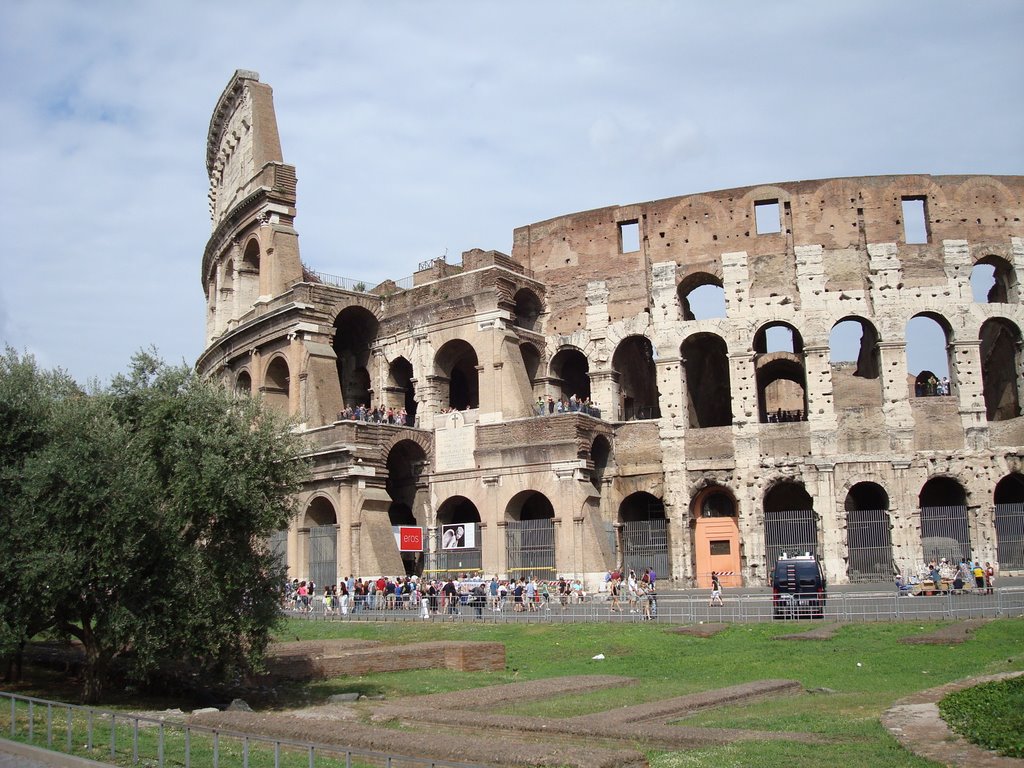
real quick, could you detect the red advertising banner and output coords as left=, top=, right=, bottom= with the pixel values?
left=397, top=526, right=423, bottom=552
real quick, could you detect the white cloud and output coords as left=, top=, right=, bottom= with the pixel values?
left=0, top=0, right=1021, bottom=382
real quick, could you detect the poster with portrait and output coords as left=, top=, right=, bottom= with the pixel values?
left=441, top=522, right=475, bottom=549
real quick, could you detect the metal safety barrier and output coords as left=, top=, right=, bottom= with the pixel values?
left=0, top=690, right=484, bottom=768
left=285, top=586, right=1024, bottom=625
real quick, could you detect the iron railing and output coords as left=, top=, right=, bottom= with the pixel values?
left=0, top=690, right=484, bottom=768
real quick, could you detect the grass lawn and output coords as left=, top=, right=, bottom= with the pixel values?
left=277, top=616, right=1024, bottom=767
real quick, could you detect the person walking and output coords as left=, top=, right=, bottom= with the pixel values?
left=709, top=571, right=724, bottom=606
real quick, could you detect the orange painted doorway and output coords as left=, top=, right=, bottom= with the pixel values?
left=694, top=516, right=741, bottom=588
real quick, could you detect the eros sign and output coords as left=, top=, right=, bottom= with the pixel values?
left=395, top=526, right=424, bottom=552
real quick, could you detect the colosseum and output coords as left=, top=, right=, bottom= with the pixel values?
left=197, top=70, right=1024, bottom=590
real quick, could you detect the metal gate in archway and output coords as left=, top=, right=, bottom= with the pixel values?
left=308, top=524, right=337, bottom=589
left=920, top=505, right=971, bottom=564
left=269, top=529, right=289, bottom=572
left=505, top=519, right=555, bottom=578
left=845, top=509, right=894, bottom=582
left=995, top=502, right=1024, bottom=569
left=428, top=532, right=482, bottom=575
left=764, top=508, right=819, bottom=568
left=618, top=519, right=669, bottom=578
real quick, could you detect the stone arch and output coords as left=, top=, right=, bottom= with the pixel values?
left=844, top=481, right=894, bottom=582
left=504, top=491, right=556, bottom=578
left=303, top=495, right=337, bottom=588
left=549, top=345, right=590, bottom=403
left=906, top=312, right=953, bottom=392
left=994, top=473, right=1024, bottom=570
left=617, top=491, right=668, bottom=582
left=753, top=322, right=807, bottom=423
left=235, top=369, right=252, bottom=396
left=612, top=335, right=660, bottom=420
left=971, top=254, right=1018, bottom=304
left=830, top=316, right=882, bottom=408
left=763, top=480, right=818, bottom=566
left=919, top=476, right=971, bottom=565
left=386, top=356, right=417, bottom=424
left=385, top=438, right=428, bottom=515
left=677, top=272, right=726, bottom=321
left=979, top=317, right=1022, bottom=421
left=238, top=237, right=261, bottom=308
left=513, top=288, right=543, bottom=332
left=680, top=332, right=732, bottom=427
left=435, top=339, right=480, bottom=410
left=303, top=495, right=337, bottom=528
left=691, top=484, right=739, bottom=588
left=263, top=355, right=290, bottom=414
left=334, top=305, right=379, bottom=409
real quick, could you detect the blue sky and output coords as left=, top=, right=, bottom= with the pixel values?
left=1, top=1, right=1021, bottom=383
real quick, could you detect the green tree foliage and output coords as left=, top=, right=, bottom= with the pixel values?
left=1, top=348, right=308, bottom=702
left=0, top=348, right=81, bottom=680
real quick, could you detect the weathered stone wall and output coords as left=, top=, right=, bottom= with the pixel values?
left=196, top=73, right=1024, bottom=589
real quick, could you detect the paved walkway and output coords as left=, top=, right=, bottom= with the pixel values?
left=0, top=741, right=112, bottom=768
left=882, top=672, right=1024, bottom=767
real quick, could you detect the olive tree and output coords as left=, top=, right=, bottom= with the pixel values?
left=5, top=350, right=307, bottom=702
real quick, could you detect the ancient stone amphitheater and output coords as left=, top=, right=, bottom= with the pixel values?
left=197, top=70, right=1024, bottom=591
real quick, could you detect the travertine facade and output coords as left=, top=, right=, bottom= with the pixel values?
left=198, top=71, right=1024, bottom=589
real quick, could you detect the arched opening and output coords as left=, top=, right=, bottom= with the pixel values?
left=590, top=435, right=611, bottom=491
left=513, top=288, right=543, bottom=332
left=692, top=485, right=740, bottom=588
left=433, top=496, right=482, bottom=576
left=754, top=323, right=807, bottom=423
left=386, top=440, right=427, bottom=511
left=303, top=496, right=337, bottom=590
left=830, top=317, right=882, bottom=408
left=680, top=333, right=732, bottom=427
left=334, top=306, right=379, bottom=409
left=435, top=339, right=479, bottom=410
left=612, top=335, right=660, bottom=420
left=980, top=318, right=1022, bottom=422
left=677, top=273, right=726, bottom=321
left=263, top=357, right=290, bottom=415
left=550, top=347, right=591, bottom=408
left=764, top=482, right=818, bottom=569
left=617, top=492, right=668, bottom=581
left=235, top=370, right=252, bottom=397
left=994, top=474, right=1024, bottom=570
left=519, top=342, right=541, bottom=389
left=386, top=356, right=417, bottom=425
left=505, top=491, right=556, bottom=579
left=971, top=255, right=1018, bottom=304
left=907, top=314, right=952, bottom=397
left=238, top=238, right=260, bottom=309
left=844, top=482, right=893, bottom=582
left=385, top=439, right=427, bottom=575
left=919, top=477, right=970, bottom=564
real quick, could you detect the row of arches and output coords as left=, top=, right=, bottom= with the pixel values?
left=279, top=470, right=1024, bottom=587
left=236, top=305, right=1022, bottom=430
left=676, top=254, right=1019, bottom=322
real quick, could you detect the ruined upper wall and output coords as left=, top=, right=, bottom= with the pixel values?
left=512, top=175, right=1024, bottom=333
left=206, top=70, right=285, bottom=230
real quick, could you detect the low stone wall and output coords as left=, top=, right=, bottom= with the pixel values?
left=265, top=639, right=505, bottom=680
